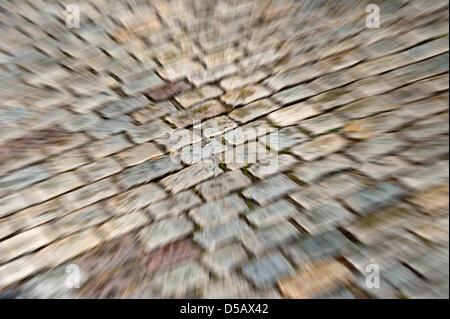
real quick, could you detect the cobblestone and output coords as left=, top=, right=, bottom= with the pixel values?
left=292, top=134, right=348, bottom=162
left=139, top=216, right=194, bottom=253
left=242, top=252, right=293, bottom=289
left=242, top=174, right=298, bottom=205
left=0, top=0, right=448, bottom=299
left=146, top=190, right=201, bottom=220
left=190, top=194, right=248, bottom=228
left=197, top=170, right=252, bottom=202
left=194, top=219, right=253, bottom=252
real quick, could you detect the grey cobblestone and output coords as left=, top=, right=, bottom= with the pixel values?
left=190, top=194, right=248, bottom=228
left=194, top=219, right=253, bottom=252
left=246, top=199, right=299, bottom=228
left=0, top=0, right=448, bottom=299
left=243, top=221, right=302, bottom=255
left=147, top=190, right=201, bottom=220
left=242, top=252, right=293, bottom=289
left=197, top=170, right=252, bottom=202
left=243, top=174, right=298, bottom=205
left=161, top=159, right=222, bottom=194
left=203, top=244, right=247, bottom=277
left=117, top=155, right=183, bottom=189
left=139, top=216, right=194, bottom=252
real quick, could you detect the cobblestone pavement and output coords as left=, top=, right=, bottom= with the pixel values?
left=0, top=0, right=449, bottom=299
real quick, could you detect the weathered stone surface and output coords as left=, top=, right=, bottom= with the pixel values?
left=240, top=48, right=285, bottom=70
left=0, top=165, right=51, bottom=193
left=221, top=85, right=271, bottom=106
left=346, top=203, right=423, bottom=245
left=199, top=115, right=237, bottom=137
left=243, top=222, right=301, bottom=255
left=175, top=85, right=223, bottom=108
left=194, top=219, right=253, bottom=252
left=139, top=216, right=194, bottom=252
left=409, top=183, right=449, bottom=215
left=344, top=112, right=409, bottom=140
left=220, top=141, right=274, bottom=169
left=202, top=275, right=281, bottom=298
left=1, top=0, right=449, bottom=299
left=21, top=264, right=88, bottom=298
left=98, top=211, right=149, bottom=242
left=131, top=101, right=177, bottom=124
left=187, top=64, right=238, bottom=86
left=99, top=95, right=150, bottom=118
left=246, top=199, right=299, bottom=228
left=337, top=96, right=398, bottom=120
left=284, top=230, right=355, bottom=265
left=294, top=201, right=354, bottom=235
left=121, top=73, right=165, bottom=95
left=54, top=204, right=111, bottom=236
left=359, top=156, right=407, bottom=179
left=223, top=121, right=275, bottom=145
left=345, top=133, right=404, bottom=162
left=344, top=182, right=408, bottom=216
left=161, top=159, right=222, bottom=194
left=260, top=126, right=309, bottom=152
left=117, top=155, right=183, bottom=189
left=166, top=100, right=226, bottom=128
left=272, top=84, right=319, bottom=105
left=398, top=160, right=449, bottom=190
left=77, top=157, right=122, bottom=183
left=157, top=60, right=203, bottom=81
left=203, top=244, right=247, bottom=277
left=87, top=116, right=135, bottom=139
left=310, top=87, right=359, bottom=111
left=248, top=153, right=297, bottom=179
left=278, top=259, right=353, bottom=298
left=197, top=170, right=252, bottom=202
left=154, top=128, right=202, bottom=152
left=45, top=149, right=89, bottom=174
left=400, top=135, right=448, bottom=164
left=0, top=224, right=59, bottom=264
left=202, top=47, right=243, bottom=68
left=25, top=172, right=85, bottom=204
left=401, top=113, right=449, bottom=143
left=115, top=142, right=163, bottom=167
left=397, top=96, right=448, bottom=120
left=146, top=80, right=191, bottom=101
left=61, top=178, right=119, bottom=212
left=292, top=134, right=348, bottom=161
left=146, top=190, right=201, bottom=220
left=85, top=134, right=133, bottom=159
left=150, top=262, right=209, bottom=297
left=190, top=194, right=248, bottom=228
left=229, top=99, right=279, bottom=123
left=220, top=71, right=267, bottom=91
left=179, top=137, right=228, bottom=165
left=267, top=102, right=320, bottom=127
left=264, top=66, right=319, bottom=90
left=289, top=187, right=330, bottom=211
left=243, top=174, right=298, bottom=205
left=317, top=173, right=365, bottom=198
left=60, top=112, right=101, bottom=132
left=127, top=119, right=172, bottom=144
left=242, top=252, right=293, bottom=289
left=300, top=113, right=345, bottom=136
left=105, top=183, right=167, bottom=216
